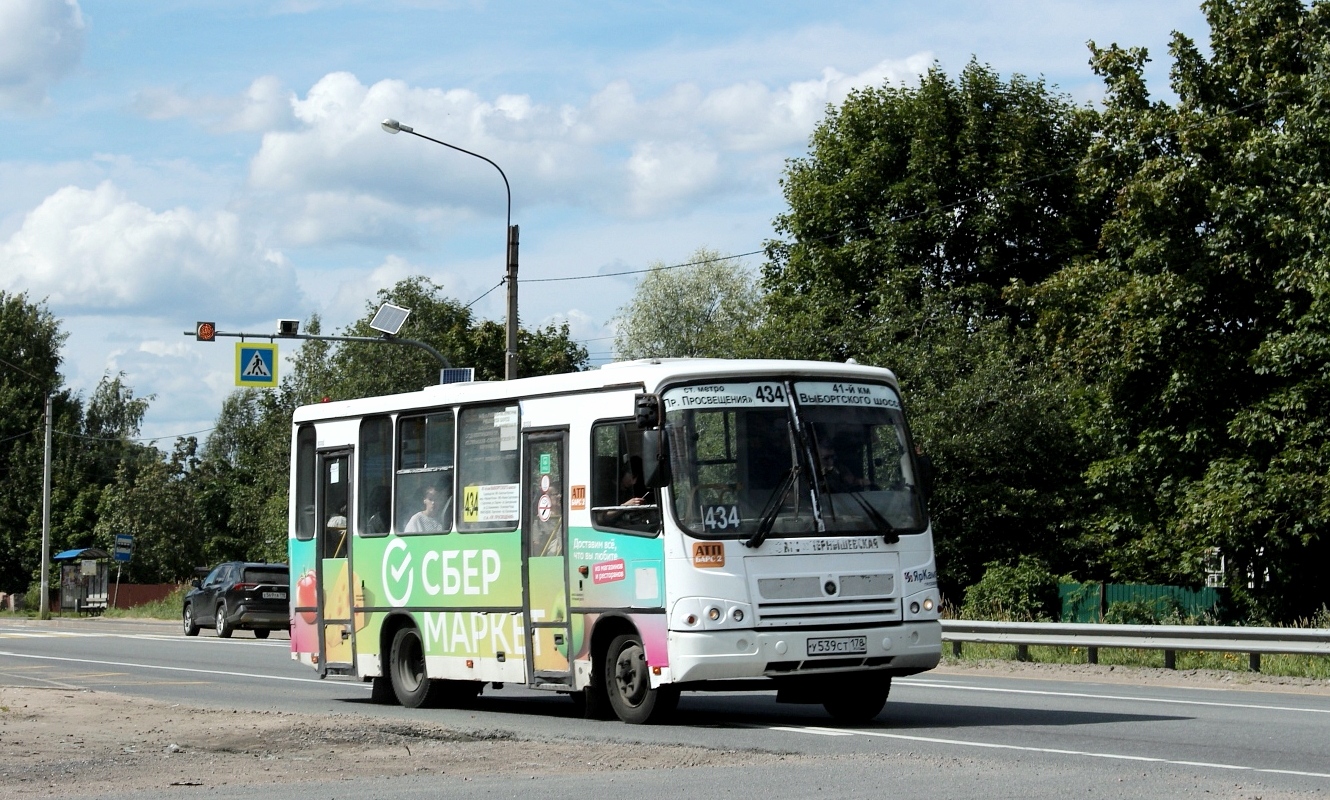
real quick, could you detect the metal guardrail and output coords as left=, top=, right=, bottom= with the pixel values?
left=940, top=620, right=1330, bottom=671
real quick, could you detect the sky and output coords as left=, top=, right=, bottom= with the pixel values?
left=0, top=0, right=1211, bottom=445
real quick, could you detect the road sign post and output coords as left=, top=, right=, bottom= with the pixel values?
left=112, top=534, right=133, bottom=610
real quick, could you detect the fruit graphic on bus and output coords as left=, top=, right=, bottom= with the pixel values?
left=296, top=570, right=317, bottom=623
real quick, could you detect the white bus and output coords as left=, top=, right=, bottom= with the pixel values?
left=288, top=358, right=941, bottom=723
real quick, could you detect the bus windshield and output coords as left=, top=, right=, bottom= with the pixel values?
left=662, top=379, right=928, bottom=540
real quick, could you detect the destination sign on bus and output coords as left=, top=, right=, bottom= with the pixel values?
left=794, top=381, right=900, bottom=410
left=662, top=382, right=788, bottom=410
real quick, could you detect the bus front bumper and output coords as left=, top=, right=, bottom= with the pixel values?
left=665, top=621, right=941, bottom=684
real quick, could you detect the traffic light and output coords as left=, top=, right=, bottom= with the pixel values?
left=195, top=321, right=216, bottom=342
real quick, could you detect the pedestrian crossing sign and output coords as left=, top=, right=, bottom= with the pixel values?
left=235, top=343, right=278, bottom=387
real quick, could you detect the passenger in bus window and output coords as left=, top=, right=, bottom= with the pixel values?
left=326, top=504, right=349, bottom=558
left=817, top=442, right=870, bottom=492
left=618, top=456, right=649, bottom=507
left=404, top=485, right=447, bottom=533
left=365, top=487, right=390, bottom=533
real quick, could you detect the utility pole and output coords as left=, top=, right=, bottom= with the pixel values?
left=39, top=393, right=52, bottom=620
left=506, top=224, right=520, bottom=380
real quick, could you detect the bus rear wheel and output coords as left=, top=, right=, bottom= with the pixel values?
left=389, top=627, right=431, bottom=708
left=822, top=676, right=891, bottom=723
left=604, top=634, right=677, bottom=724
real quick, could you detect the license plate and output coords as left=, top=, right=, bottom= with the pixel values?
left=262, top=591, right=287, bottom=600
left=806, top=636, right=867, bottom=657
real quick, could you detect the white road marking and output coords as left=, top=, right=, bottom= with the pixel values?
left=765, top=724, right=1330, bottom=780
left=0, top=650, right=370, bottom=689
left=768, top=726, right=854, bottom=736
left=897, top=678, right=1330, bottom=715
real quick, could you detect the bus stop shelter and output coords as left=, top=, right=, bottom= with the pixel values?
left=53, top=548, right=110, bottom=614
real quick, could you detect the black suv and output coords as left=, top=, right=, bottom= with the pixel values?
left=183, top=562, right=290, bottom=638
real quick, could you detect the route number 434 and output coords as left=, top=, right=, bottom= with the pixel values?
left=703, top=504, right=741, bottom=531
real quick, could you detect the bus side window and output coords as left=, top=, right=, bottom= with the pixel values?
left=590, top=420, right=659, bottom=535
left=359, top=416, right=393, bottom=535
left=294, top=425, right=317, bottom=541
left=457, top=405, right=520, bottom=532
left=395, top=411, right=455, bottom=534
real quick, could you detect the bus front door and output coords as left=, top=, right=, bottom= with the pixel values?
left=316, top=449, right=355, bottom=675
left=522, top=430, right=572, bottom=685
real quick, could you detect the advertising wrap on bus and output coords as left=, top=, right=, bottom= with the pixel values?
left=287, top=359, right=941, bottom=725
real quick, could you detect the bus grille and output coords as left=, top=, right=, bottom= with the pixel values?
left=747, top=558, right=902, bottom=628
left=753, top=597, right=901, bottom=627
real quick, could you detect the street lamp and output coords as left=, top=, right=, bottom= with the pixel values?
left=381, top=118, right=520, bottom=380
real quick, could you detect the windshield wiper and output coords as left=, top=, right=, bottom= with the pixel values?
left=841, top=488, right=901, bottom=544
left=744, top=464, right=798, bottom=549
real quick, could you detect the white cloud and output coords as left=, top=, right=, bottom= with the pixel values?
left=132, top=76, right=297, bottom=133
left=0, top=182, right=302, bottom=317
left=0, top=0, right=84, bottom=110
left=247, top=58, right=930, bottom=232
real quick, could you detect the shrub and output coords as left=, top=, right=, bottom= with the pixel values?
left=960, top=556, right=1059, bottom=621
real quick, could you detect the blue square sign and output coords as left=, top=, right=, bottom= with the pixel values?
left=236, top=343, right=278, bottom=387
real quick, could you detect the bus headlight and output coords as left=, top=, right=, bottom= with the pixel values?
left=707, top=606, right=722, bottom=621
left=731, top=608, right=744, bottom=622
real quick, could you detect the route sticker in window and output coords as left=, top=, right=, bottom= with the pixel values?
left=493, top=408, right=518, bottom=451
left=662, top=382, right=789, bottom=411
left=702, top=504, right=741, bottom=532
left=794, top=381, right=901, bottom=410
left=462, top=483, right=521, bottom=522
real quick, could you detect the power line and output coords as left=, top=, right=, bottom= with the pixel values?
left=0, top=354, right=47, bottom=383
left=53, top=427, right=216, bottom=444
left=0, top=428, right=38, bottom=445
left=524, top=250, right=764, bottom=283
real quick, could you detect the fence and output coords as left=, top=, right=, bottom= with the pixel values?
left=1059, top=583, right=1224, bottom=623
left=941, top=620, right=1330, bottom=672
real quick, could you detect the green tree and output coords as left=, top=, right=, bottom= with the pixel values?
left=0, top=292, right=67, bottom=591
left=613, top=248, right=762, bottom=359
left=1026, top=0, right=1330, bottom=618
left=93, top=438, right=204, bottom=583
left=763, top=60, right=1102, bottom=361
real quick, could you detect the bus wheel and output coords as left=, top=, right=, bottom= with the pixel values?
left=604, top=634, right=678, bottom=724
left=389, top=627, right=431, bottom=708
left=822, top=676, right=891, bottom=723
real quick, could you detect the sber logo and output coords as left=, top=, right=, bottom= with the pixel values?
left=382, top=538, right=414, bottom=607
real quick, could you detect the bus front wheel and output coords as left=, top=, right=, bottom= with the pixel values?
left=822, top=676, right=891, bottom=723
left=604, top=634, right=678, bottom=724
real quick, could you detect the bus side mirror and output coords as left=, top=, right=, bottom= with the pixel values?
left=641, top=428, right=672, bottom=489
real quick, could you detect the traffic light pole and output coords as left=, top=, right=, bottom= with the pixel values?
left=186, top=328, right=453, bottom=371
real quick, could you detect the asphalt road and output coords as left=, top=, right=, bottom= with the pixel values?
left=2, top=617, right=1328, bottom=799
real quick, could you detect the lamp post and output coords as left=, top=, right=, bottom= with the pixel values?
left=381, top=118, right=519, bottom=380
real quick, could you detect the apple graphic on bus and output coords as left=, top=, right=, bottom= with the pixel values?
left=296, top=569, right=318, bottom=624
